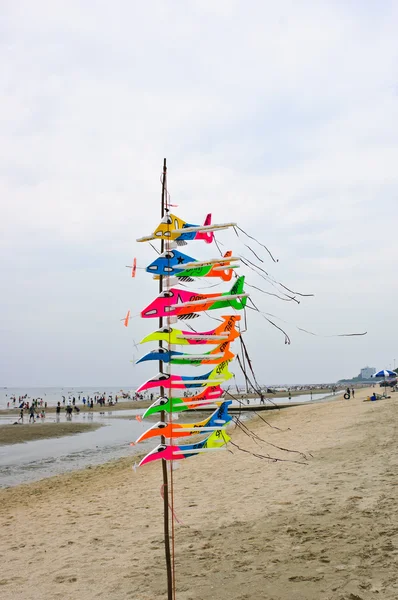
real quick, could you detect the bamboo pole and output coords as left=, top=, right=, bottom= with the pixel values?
left=159, top=158, right=173, bottom=600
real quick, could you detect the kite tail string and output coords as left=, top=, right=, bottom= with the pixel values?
left=233, top=416, right=310, bottom=460
left=246, top=298, right=291, bottom=344
left=247, top=302, right=367, bottom=339
left=213, top=235, right=224, bottom=256
left=160, top=484, right=185, bottom=526
left=245, top=281, right=300, bottom=303
left=233, top=225, right=279, bottom=263
left=236, top=354, right=280, bottom=411
left=229, top=440, right=308, bottom=465
left=239, top=335, right=264, bottom=392
left=239, top=255, right=314, bottom=300
left=225, top=387, right=283, bottom=430
left=149, top=242, right=160, bottom=255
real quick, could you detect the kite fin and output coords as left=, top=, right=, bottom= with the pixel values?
left=202, top=428, right=231, bottom=449
left=214, top=315, right=241, bottom=341
left=215, top=251, right=234, bottom=282
left=195, top=214, right=214, bottom=244
left=229, top=276, right=247, bottom=309
left=208, top=341, right=234, bottom=362
left=208, top=360, right=233, bottom=383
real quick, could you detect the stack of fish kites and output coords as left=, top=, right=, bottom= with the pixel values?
left=133, top=211, right=249, bottom=467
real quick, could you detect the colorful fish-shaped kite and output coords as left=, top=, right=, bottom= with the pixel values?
left=147, top=250, right=239, bottom=282
left=136, top=361, right=233, bottom=393
left=146, top=249, right=196, bottom=276
left=138, top=429, right=231, bottom=467
left=136, top=213, right=236, bottom=245
left=135, top=401, right=232, bottom=444
left=141, top=276, right=248, bottom=319
left=136, top=340, right=234, bottom=366
left=140, top=315, right=241, bottom=346
left=143, top=386, right=224, bottom=418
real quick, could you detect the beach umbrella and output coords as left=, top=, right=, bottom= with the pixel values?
left=372, top=369, right=396, bottom=395
left=372, top=369, right=396, bottom=378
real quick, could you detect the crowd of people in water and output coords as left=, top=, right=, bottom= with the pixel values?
left=5, top=392, right=124, bottom=423
left=6, top=391, right=159, bottom=423
left=4, top=383, right=372, bottom=424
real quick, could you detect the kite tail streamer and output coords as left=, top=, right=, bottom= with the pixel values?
left=248, top=303, right=367, bottom=339
left=233, top=225, right=279, bottom=263
left=229, top=440, right=307, bottom=465
left=296, top=327, right=368, bottom=338
left=245, top=281, right=299, bottom=303
left=247, top=299, right=291, bottom=344
left=239, top=335, right=261, bottom=391
left=234, top=417, right=309, bottom=460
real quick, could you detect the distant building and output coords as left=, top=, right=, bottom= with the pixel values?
left=360, top=366, right=376, bottom=379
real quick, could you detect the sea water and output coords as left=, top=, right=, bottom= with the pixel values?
left=0, top=386, right=143, bottom=409
left=0, top=390, right=332, bottom=488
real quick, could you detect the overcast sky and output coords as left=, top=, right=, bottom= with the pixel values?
left=1, top=1, right=397, bottom=387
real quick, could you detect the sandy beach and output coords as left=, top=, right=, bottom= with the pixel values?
left=0, top=386, right=397, bottom=600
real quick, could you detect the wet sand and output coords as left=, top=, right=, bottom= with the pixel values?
left=0, top=386, right=397, bottom=599
left=0, top=422, right=102, bottom=445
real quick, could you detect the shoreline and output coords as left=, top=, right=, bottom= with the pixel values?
left=0, top=387, right=339, bottom=415
left=0, top=390, right=344, bottom=447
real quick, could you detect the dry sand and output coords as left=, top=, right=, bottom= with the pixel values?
left=0, top=422, right=102, bottom=445
left=0, top=387, right=397, bottom=600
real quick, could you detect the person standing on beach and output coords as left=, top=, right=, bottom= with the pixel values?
left=18, top=408, right=24, bottom=423
left=29, top=405, right=36, bottom=423
left=56, top=402, right=61, bottom=422
left=351, top=388, right=355, bottom=398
